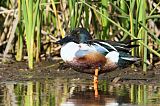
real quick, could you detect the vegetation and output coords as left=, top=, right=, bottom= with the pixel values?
left=0, top=0, right=159, bottom=71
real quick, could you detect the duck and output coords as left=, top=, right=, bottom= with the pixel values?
left=57, top=28, right=140, bottom=97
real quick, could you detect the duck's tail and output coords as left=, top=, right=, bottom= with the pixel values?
left=117, top=51, right=141, bottom=68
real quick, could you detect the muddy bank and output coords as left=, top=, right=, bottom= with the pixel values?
left=0, top=59, right=160, bottom=84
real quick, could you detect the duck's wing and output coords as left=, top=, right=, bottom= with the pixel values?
left=87, top=39, right=139, bottom=53
left=74, top=42, right=110, bottom=57
left=110, top=39, right=140, bottom=52
left=75, top=50, right=93, bottom=57
left=92, top=40, right=117, bottom=52
left=75, top=39, right=140, bottom=58
left=74, top=43, right=97, bottom=58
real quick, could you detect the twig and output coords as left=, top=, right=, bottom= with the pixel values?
left=153, top=2, right=160, bottom=12
left=0, top=9, right=14, bottom=43
left=41, top=29, right=59, bottom=42
left=0, top=7, right=18, bottom=15
left=0, top=40, right=8, bottom=46
left=0, top=53, right=12, bottom=58
left=3, top=14, right=19, bottom=62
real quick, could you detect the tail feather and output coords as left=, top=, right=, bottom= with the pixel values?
left=125, top=44, right=139, bottom=48
left=121, top=57, right=141, bottom=61
left=118, top=57, right=141, bottom=68
left=119, top=39, right=141, bottom=50
left=121, top=39, right=142, bottom=44
left=117, top=51, right=141, bottom=68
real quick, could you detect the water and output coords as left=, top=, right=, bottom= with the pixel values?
left=0, top=78, right=160, bottom=106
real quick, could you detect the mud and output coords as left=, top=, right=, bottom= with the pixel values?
left=0, top=58, right=160, bottom=85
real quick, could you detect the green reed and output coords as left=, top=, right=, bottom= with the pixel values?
left=68, top=0, right=76, bottom=29
left=120, top=0, right=129, bottom=41
left=21, top=0, right=40, bottom=69
left=137, top=0, right=147, bottom=72
left=100, top=0, right=110, bottom=40
left=16, top=0, right=23, bottom=61
left=51, top=0, right=65, bottom=38
left=129, top=0, right=135, bottom=58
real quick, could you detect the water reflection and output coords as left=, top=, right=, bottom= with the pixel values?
left=0, top=79, right=160, bottom=106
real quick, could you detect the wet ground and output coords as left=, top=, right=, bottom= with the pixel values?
left=0, top=59, right=160, bottom=105
left=0, top=59, right=160, bottom=84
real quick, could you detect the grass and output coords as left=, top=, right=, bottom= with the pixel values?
left=21, top=0, right=40, bottom=69
left=0, top=0, right=159, bottom=71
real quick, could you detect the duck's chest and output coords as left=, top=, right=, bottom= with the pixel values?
left=60, top=42, right=96, bottom=62
left=60, top=42, right=79, bottom=62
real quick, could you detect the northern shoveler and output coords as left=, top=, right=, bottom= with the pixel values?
left=57, top=28, right=140, bottom=97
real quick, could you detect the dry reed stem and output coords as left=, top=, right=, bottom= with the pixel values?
left=0, top=7, right=17, bottom=14
left=3, top=13, right=18, bottom=61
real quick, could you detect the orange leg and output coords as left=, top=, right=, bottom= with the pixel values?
left=94, top=68, right=99, bottom=97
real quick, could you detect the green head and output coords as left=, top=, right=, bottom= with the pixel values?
left=57, top=28, right=92, bottom=45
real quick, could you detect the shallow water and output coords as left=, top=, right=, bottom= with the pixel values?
left=0, top=78, right=160, bottom=106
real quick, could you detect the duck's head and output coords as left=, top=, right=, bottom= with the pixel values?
left=57, top=28, right=92, bottom=45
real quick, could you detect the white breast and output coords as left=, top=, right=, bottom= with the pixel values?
left=60, top=42, right=96, bottom=62
left=60, top=42, right=79, bottom=62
